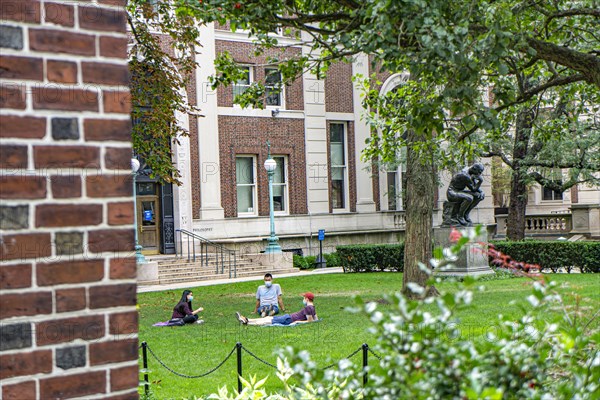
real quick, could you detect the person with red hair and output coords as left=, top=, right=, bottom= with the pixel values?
left=236, top=292, right=316, bottom=326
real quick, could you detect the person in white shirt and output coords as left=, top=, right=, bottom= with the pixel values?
left=253, top=273, right=285, bottom=317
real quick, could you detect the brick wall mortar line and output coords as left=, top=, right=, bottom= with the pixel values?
left=0, top=48, right=129, bottom=64
left=0, top=110, right=125, bottom=119
left=0, top=304, right=138, bottom=324
left=0, top=79, right=128, bottom=92
left=0, top=360, right=139, bottom=384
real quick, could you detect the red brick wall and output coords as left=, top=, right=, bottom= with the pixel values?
left=325, top=61, right=354, bottom=113
left=1, top=1, right=138, bottom=399
left=215, top=40, right=304, bottom=110
left=218, top=116, right=308, bottom=218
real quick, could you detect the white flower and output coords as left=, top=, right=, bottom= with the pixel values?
left=407, top=282, right=425, bottom=295
left=527, top=295, right=540, bottom=307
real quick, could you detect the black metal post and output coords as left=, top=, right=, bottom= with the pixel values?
left=362, top=343, right=368, bottom=386
left=142, top=341, right=149, bottom=395
left=236, top=342, right=243, bottom=394
left=319, top=240, right=323, bottom=266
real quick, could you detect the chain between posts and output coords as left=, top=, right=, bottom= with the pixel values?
left=367, top=347, right=383, bottom=360
left=321, top=346, right=363, bottom=370
left=241, top=345, right=278, bottom=369
left=145, top=342, right=237, bottom=378
left=141, top=342, right=381, bottom=387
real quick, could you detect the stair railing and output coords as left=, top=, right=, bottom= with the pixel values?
left=175, top=229, right=237, bottom=278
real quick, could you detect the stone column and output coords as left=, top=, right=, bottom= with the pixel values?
left=352, top=54, right=376, bottom=212
left=302, top=32, right=329, bottom=214
left=196, top=22, right=225, bottom=219
left=172, top=107, right=194, bottom=232
left=570, top=204, right=600, bottom=238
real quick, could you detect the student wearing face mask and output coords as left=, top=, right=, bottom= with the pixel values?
left=236, top=292, right=316, bottom=326
left=171, top=290, right=204, bottom=324
left=253, top=273, right=285, bottom=317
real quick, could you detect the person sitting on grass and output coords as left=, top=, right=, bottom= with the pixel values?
left=253, top=273, right=285, bottom=317
left=237, top=292, right=316, bottom=326
left=171, top=290, right=204, bottom=324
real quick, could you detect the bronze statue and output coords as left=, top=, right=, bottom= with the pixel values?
left=442, top=163, right=485, bottom=227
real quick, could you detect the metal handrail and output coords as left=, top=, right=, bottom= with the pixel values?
left=175, top=229, right=237, bottom=278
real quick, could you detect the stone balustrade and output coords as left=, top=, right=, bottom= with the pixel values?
left=495, top=213, right=572, bottom=238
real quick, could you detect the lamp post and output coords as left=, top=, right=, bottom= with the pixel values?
left=131, top=158, right=147, bottom=264
left=264, top=141, right=282, bottom=254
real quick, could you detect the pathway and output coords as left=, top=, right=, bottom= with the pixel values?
left=137, top=267, right=344, bottom=293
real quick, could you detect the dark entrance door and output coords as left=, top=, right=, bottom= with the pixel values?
left=136, top=181, right=159, bottom=254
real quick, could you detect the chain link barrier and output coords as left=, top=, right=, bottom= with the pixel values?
left=321, top=346, right=363, bottom=370
left=145, top=342, right=237, bottom=378
left=367, top=347, right=383, bottom=360
left=241, top=345, right=278, bottom=369
left=141, top=342, right=382, bottom=379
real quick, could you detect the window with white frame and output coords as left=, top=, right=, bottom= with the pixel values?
left=265, top=68, right=283, bottom=107
left=387, top=171, right=398, bottom=210
left=233, top=66, right=252, bottom=102
left=236, top=156, right=257, bottom=215
left=272, top=156, right=288, bottom=213
left=542, top=185, right=563, bottom=201
left=330, top=123, right=347, bottom=209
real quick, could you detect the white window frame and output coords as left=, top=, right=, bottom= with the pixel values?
left=541, top=185, right=564, bottom=202
left=330, top=122, right=349, bottom=212
left=236, top=155, right=258, bottom=217
left=381, top=149, right=407, bottom=211
left=233, top=65, right=253, bottom=106
left=265, top=67, right=285, bottom=109
left=272, top=155, right=289, bottom=215
left=384, top=169, right=400, bottom=211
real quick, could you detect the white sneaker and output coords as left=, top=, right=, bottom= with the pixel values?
left=196, top=319, right=205, bottom=325
left=235, top=312, right=248, bottom=325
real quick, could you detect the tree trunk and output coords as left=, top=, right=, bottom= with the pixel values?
left=506, top=168, right=528, bottom=240
left=506, top=108, right=534, bottom=241
left=402, top=130, right=438, bottom=298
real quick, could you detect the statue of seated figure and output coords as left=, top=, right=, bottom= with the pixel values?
left=442, top=163, right=485, bottom=227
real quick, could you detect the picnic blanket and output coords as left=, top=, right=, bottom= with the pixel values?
left=153, top=318, right=185, bottom=327
left=263, top=319, right=322, bottom=327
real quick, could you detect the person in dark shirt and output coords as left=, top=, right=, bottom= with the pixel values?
left=171, top=290, right=204, bottom=324
left=236, top=292, right=317, bottom=326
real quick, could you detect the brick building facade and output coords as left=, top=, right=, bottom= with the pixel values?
left=162, top=25, right=489, bottom=256
left=1, top=1, right=138, bottom=398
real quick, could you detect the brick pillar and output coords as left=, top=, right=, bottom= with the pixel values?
left=1, top=1, right=138, bottom=399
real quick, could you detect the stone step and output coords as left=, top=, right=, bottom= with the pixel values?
left=158, top=263, right=276, bottom=274
left=154, top=255, right=240, bottom=265
left=157, top=268, right=299, bottom=285
left=158, top=270, right=298, bottom=281
left=157, top=260, right=254, bottom=270
left=158, top=264, right=298, bottom=277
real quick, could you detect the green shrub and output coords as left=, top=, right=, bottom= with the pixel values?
left=293, top=255, right=316, bottom=270
left=490, top=240, right=600, bottom=273
left=324, top=252, right=341, bottom=268
left=337, top=243, right=404, bottom=272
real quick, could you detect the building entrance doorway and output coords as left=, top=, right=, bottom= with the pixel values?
left=136, top=182, right=160, bottom=254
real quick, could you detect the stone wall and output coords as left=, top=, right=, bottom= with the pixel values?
left=0, top=1, right=138, bottom=398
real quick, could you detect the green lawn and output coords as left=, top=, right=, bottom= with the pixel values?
left=137, top=272, right=600, bottom=399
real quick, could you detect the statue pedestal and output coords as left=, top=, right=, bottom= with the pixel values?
left=433, top=227, right=494, bottom=276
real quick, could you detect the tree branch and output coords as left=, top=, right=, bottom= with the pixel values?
left=480, top=149, right=514, bottom=169
left=525, top=38, right=600, bottom=87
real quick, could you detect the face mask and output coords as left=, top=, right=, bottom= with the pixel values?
left=302, top=299, right=307, bottom=306
left=188, top=296, right=193, bottom=301
left=265, top=281, right=272, bottom=288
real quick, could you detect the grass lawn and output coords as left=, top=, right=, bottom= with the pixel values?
left=137, top=272, right=599, bottom=399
